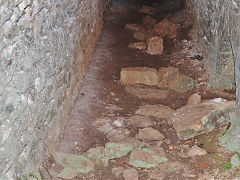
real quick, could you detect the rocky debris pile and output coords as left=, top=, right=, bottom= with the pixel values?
left=170, top=98, right=236, bottom=140
left=125, top=5, right=180, bottom=55
left=120, top=66, right=196, bottom=93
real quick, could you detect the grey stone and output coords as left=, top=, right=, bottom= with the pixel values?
left=129, top=148, right=168, bottom=168
left=112, top=166, right=125, bottom=179
left=171, top=100, right=236, bottom=140
left=123, top=168, right=139, bottom=180
left=136, top=104, right=174, bottom=119
left=137, top=127, right=165, bottom=141
left=126, top=115, right=155, bottom=128
left=231, top=154, right=240, bottom=167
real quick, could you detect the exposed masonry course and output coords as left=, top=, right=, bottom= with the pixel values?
left=0, top=0, right=110, bottom=178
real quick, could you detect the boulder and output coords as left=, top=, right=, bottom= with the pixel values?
left=170, top=100, right=236, bottom=140
left=125, top=24, right=144, bottom=31
left=120, top=67, right=159, bottom=86
left=154, top=19, right=178, bottom=39
left=168, top=74, right=196, bottom=93
left=137, top=127, right=165, bottom=141
left=127, top=115, right=155, bottom=128
left=147, top=36, right=163, bottom=55
left=136, top=104, right=174, bottom=119
left=129, top=148, right=168, bottom=168
left=128, top=42, right=147, bottom=50
left=125, top=86, right=168, bottom=100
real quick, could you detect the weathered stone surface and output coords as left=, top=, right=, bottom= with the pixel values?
left=154, top=19, right=178, bottom=39
left=106, top=128, right=131, bottom=142
left=128, top=42, right=147, bottom=50
left=133, top=31, right=152, bottom=41
left=231, top=154, right=240, bottom=167
left=187, top=93, right=201, bottom=106
left=158, top=67, right=179, bottom=82
left=94, top=118, right=114, bottom=134
left=136, top=104, right=174, bottom=119
left=148, top=169, right=165, bottom=180
left=123, top=168, right=139, bottom=180
left=125, top=86, right=168, bottom=100
left=168, top=74, right=196, bottom=93
left=126, top=115, right=155, bottom=128
left=138, top=5, right=155, bottom=15
left=186, top=145, right=207, bottom=157
left=187, top=26, right=198, bottom=41
left=147, top=36, right=164, bottom=55
left=57, top=167, right=78, bottom=180
left=104, top=142, right=135, bottom=160
left=86, top=146, right=105, bottom=160
left=129, top=148, right=168, bottom=168
left=0, top=0, right=111, bottom=178
left=125, top=24, right=144, bottom=31
left=137, top=127, right=165, bottom=141
left=54, top=152, right=95, bottom=173
left=120, top=67, right=159, bottom=86
left=171, top=100, right=236, bottom=140
left=112, top=166, right=125, bottom=179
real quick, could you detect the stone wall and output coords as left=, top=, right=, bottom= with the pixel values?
left=185, top=0, right=239, bottom=91
left=185, top=0, right=240, bottom=152
left=0, top=0, right=110, bottom=179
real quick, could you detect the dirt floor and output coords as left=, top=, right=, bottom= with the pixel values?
left=40, top=0, right=239, bottom=179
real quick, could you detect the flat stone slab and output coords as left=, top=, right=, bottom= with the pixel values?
left=129, top=148, right=168, bottom=168
left=137, top=127, right=165, bottom=141
left=121, top=67, right=159, bottom=86
left=126, top=115, right=155, bottom=128
left=128, top=42, right=147, bottom=50
left=147, top=36, right=163, bottom=55
left=170, top=100, right=236, bottom=140
left=125, top=86, right=168, bottom=100
left=136, top=104, right=174, bottom=119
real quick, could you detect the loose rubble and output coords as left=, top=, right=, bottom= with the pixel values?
left=137, top=127, right=165, bottom=141
left=126, top=115, right=155, bottom=128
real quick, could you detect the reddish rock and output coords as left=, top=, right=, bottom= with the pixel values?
left=187, top=93, right=201, bottom=106
left=154, top=19, right=178, bottom=39
left=138, top=5, right=155, bottom=15
left=133, top=31, right=152, bottom=41
left=142, top=15, right=157, bottom=27
left=147, top=36, right=163, bottom=55
left=120, top=67, right=159, bottom=86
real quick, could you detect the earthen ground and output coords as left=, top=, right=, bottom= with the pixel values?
left=41, top=0, right=238, bottom=179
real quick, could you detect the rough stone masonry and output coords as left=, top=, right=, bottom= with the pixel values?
left=0, top=0, right=110, bottom=178
left=185, top=0, right=240, bottom=152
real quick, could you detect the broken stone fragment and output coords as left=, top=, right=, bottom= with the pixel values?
left=168, top=74, right=196, bottom=93
left=112, top=166, right=125, bottom=178
left=187, top=93, right=201, bottom=106
left=53, top=152, right=95, bottom=174
left=93, top=117, right=113, bottom=134
left=187, top=145, right=207, bottom=157
left=125, top=86, right=168, bottom=100
left=147, top=36, right=163, bottom=55
left=137, top=127, right=165, bottom=141
left=133, top=31, right=152, bottom=41
left=86, top=146, right=105, bottom=160
left=126, top=115, right=155, bottom=128
left=129, top=148, right=168, bottom=168
left=158, top=67, right=179, bottom=82
left=104, top=142, right=135, bottom=160
left=138, top=5, right=155, bottom=15
left=128, top=42, right=147, bottom=50
left=57, top=167, right=78, bottom=180
left=170, top=100, right=236, bottom=140
left=123, top=168, right=139, bottom=180
left=136, top=104, right=174, bottom=119
left=106, top=128, right=131, bottom=141
left=120, top=67, right=159, bottom=86
left=154, top=19, right=178, bottom=39
left=125, top=23, right=144, bottom=31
